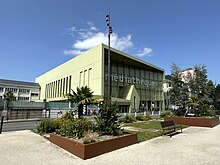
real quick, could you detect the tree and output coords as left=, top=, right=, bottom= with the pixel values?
left=3, top=91, right=16, bottom=102
left=213, top=84, right=220, bottom=110
left=2, top=91, right=16, bottom=120
left=188, top=65, right=208, bottom=99
left=170, top=63, right=189, bottom=108
left=206, top=80, right=216, bottom=105
left=65, top=86, right=93, bottom=118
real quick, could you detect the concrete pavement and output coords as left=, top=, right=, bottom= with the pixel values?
left=0, top=125, right=220, bottom=165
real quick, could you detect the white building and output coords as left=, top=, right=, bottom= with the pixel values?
left=0, top=79, right=40, bottom=102
left=180, top=68, right=195, bottom=83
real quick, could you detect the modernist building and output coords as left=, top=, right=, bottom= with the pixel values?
left=36, top=44, right=165, bottom=112
left=0, top=79, right=40, bottom=102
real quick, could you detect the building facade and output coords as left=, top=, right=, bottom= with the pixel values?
left=163, top=75, right=172, bottom=110
left=36, top=44, right=165, bottom=112
left=0, top=79, right=40, bottom=102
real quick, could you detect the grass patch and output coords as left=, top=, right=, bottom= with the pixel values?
left=123, top=120, right=188, bottom=142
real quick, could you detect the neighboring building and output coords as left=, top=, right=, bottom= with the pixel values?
left=163, top=75, right=172, bottom=110
left=36, top=44, right=165, bottom=113
left=163, top=68, right=195, bottom=110
left=0, top=79, right=40, bottom=102
left=180, top=68, right=194, bottom=83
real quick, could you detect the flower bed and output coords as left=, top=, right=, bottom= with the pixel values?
left=164, top=116, right=219, bottom=127
left=50, top=133, right=137, bottom=160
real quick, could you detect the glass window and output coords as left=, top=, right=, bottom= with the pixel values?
left=6, top=88, right=18, bottom=93
left=150, top=71, right=154, bottom=80
left=124, top=65, right=129, bottom=75
left=118, top=65, right=123, bottom=74
left=0, top=87, right=4, bottom=92
left=130, top=66, right=135, bottom=76
left=31, top=93, right=39, bottom=96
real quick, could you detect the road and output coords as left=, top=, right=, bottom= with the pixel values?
left=1, top=120, right=39, bottom=132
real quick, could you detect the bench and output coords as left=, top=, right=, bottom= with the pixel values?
left=160, top=120, right=182, bottom=137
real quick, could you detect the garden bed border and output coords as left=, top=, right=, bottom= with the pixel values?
left=50, top=133, right=137, bottom=160
left=164, top=116, right=219, bottom=127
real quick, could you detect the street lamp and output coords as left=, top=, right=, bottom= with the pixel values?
left=106, top=14, right=113, bottom=101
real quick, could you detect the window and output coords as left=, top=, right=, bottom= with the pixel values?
left=31, top=93, right=39, bottom=97
left=55, top=81, right=58, bottom=98
left=60, top=79, right=63, bottom=97
left=18, top=97, right=29, bottom=101
left=0, top=87, right=4, bottom=92
left=79, top=71, right=83, bottom=87
left=84, top=70, right=87, bottom=86
left=45, top=84, right=48, bottom=98
left=66, top=77, right=68, bottom=94
left=88, top=68, right=92, bottom=87
left=58, top=80, right=60, bottom=97
left=19, top=89, right=30, bottom=93
left=69, top=76, right=71, bottom=93
left=63, top=78, right=65, bottom=94
left=6, top=88, right=18, bottom=93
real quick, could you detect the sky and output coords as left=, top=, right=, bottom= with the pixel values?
left=0, top=0, right=220, bottom=84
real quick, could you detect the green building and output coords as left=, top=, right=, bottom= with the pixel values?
left=35, top=44, right=164, bottom=113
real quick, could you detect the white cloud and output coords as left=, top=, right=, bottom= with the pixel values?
left=73, top=32, right=106, bottom=50
left=64, top=22, right=151, bottom=57
left=137, top=47, right=153, bottom=57
left=63, top=49, right=84, bottom=55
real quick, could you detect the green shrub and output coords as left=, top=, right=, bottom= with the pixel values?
left=135, top=115, right=144, bottom=121
left=36, top=118, right=60, bottom=134
left=160, top=111, right=171, bottom=118
left=135, top=115, right=152, bottom=121
left=61, top=111, right=75, bottom=120
left=95, top=101, right=121, bottom=136
left=120, top=115, right=136, bottom=123
left=56, top=117, right=94, bottom=139
left=56, top=118, right=77, bottom=137
left=173, top=108, right=186, bottom=116
left=82, top=132, right=97, bottom=144
left=196, top=104, right=216, bottom=117
left=75, top=118, right=94, bottom=138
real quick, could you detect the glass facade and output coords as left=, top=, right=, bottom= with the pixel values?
left=104, top=49, right=164, bottom=112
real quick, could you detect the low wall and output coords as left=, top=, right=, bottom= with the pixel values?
left=50, top=133, right=138, bottom=159
left=164, top=116, right=220, bottom=127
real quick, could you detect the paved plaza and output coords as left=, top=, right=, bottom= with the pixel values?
left=0, top=125, right=220, bottom=165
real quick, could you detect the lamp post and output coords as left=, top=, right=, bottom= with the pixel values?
left=106, top=14, right=113, bottom=102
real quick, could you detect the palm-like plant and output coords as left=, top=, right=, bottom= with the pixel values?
left=3, top=91, right=16, bottom=101
left=65, top=86, right=93, bottom=118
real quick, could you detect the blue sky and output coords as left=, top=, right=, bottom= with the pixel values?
left=1, top=0, right=220, bottom=84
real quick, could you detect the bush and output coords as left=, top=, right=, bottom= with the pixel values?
left=135, top=115, right=144, bottom=121
left=82, top=132, right=97, bottom=144
left=120, top=115, right=136, bottom=123
left=196, top=104, right=216, bottom=117
left=75, top=118, right=94, bottom=138
left=135, top=115, right=152, bottom=121
left=172, top=108, right=186, bottom=116
left=95, top=101, right=122, bottom=136
left=160, top=111, right=171, bottom=118
left=36, top=118, right=60, bottom=134
left=61, top=111, right=75, bottom=120
left=56, top=117, right=94, bottom=139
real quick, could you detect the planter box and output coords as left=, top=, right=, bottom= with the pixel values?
left=164, top=116, right=219, bottom=128
left=50, top=133, right=137, bottom=160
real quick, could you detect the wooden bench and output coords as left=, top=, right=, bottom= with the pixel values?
left=160, top=120, right=182, bottom=137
